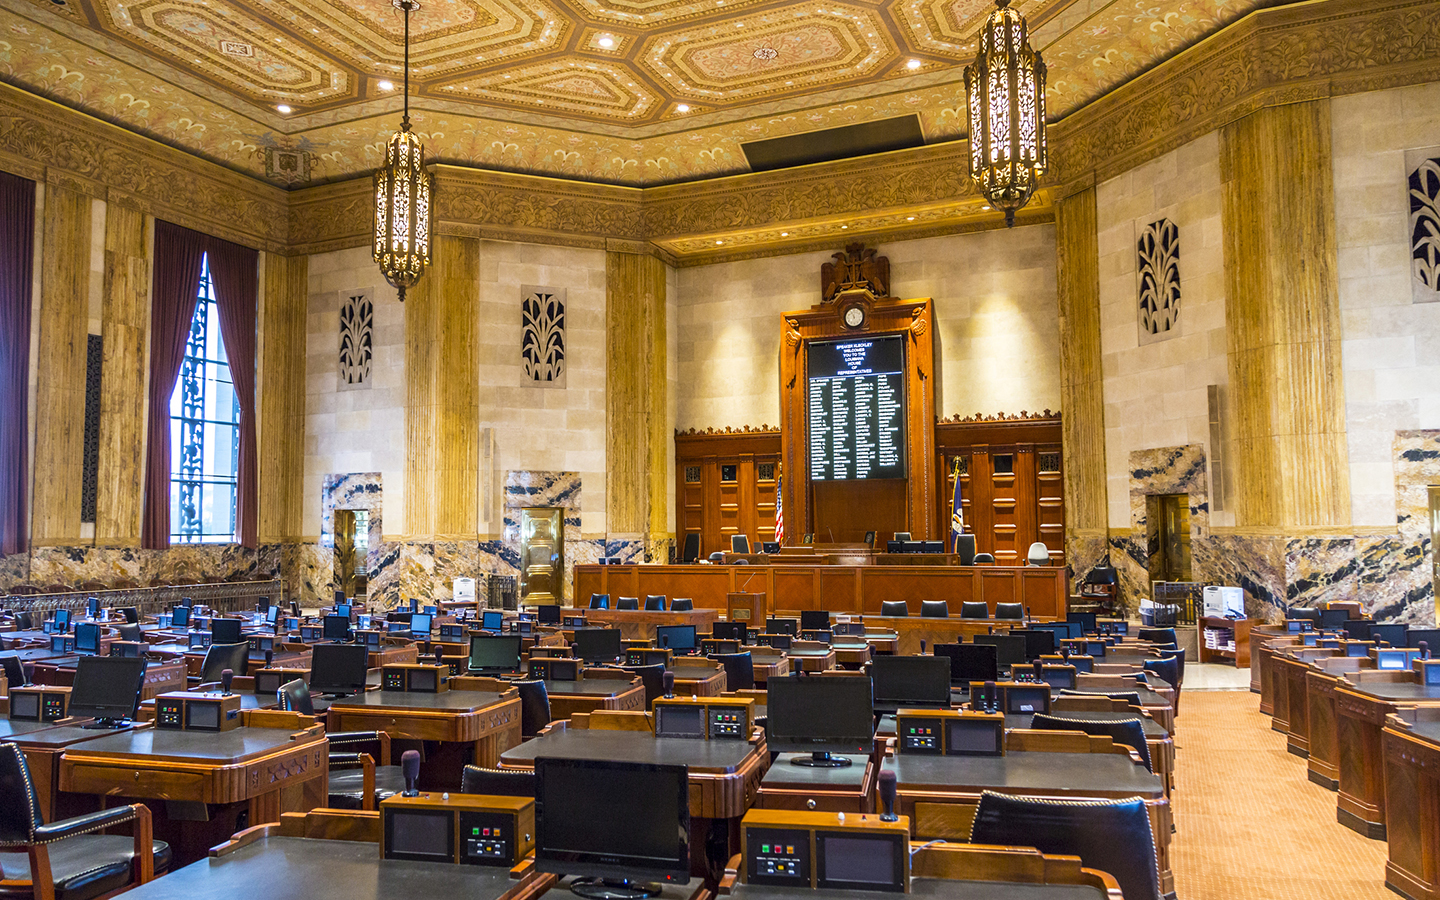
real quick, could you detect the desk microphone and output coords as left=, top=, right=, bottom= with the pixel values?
left=1421, top=641, right=1431, bottom=660
left=401, top=750, right=421, bottom=797
left=434, top=647, right=445, bottom=667
left=878, top=770, right=898, bottom=822
left=220, top=668, right=233, bottom=696
left=1033, top=660, right=1044, bottom=681
left=264, top=649, right=274, bottom=668
left=663, top=671, right=675, bottom=699
left=920, top=640, right=926, bottom=655
left=1025, top=606, right=1032, bottom=625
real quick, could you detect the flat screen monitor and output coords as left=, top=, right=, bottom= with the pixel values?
left=1005, top=684, right=1050, bottom=715
left=656, top=625, right=697, bottom=652
left=1066, top=612, right=1097, bottom=635
left=468, top=635, right=523, bottom=673
left=69, top=656, right=146, bottom=724
left=886, top=541, right=903, bottom=554
left=1342, top=620, right=1373, bottom=640
left=871, top=655, right=950, bottom=710
left=1318, top=608, right=1350, bottom=630
left=767, top=617, right=799, bottom=636
left=761, top=542, right=781, bottom=554
left=1407, top=629, right=1440, bottom=650
left=310, top=643, right=371, bottom=696
left=537, top=605, right=562, bottom=625
left=805, top=334, right=907, bottom=481
left=1369, top=624, right=1406, bottom=647
left=1011, top=629, right=1057, bottom=661
left=654, top=704, right=706, bottom=739
left=712, top=622, right=747, bottom=643
left=171, top=605, right=191, bottom=628
left=766, top=633, right=793, bottom=650
left=335, top=603, right=352, bottom=620
left=575, top=627, right=623, bottom=664
left=973, top=634, right=1027, bottom=669
left=482, top=610, right=505, bottom=632
left=800, top=610, right=830, bottom=631
left=387, top=810, right=454, bottom=862
left=1375, top=649, right=1414, bottom=671
left=73, top=621, right=102, bottom=655
left=535, top=758, right=690, bottom=893
left=86, top=597, right=100, bottom=619
left=211, top=617, right=243, bottom=646
left=934, top=643, right=998, bottom=684
left=53, top=608, right=71, bottom=632
left=766, top=674, right=874, bottom=765
left=945, top=718, right=1006, bottom=756
left=424, top=605, right=438, bottom=616
left=322, top=614, right=351, bottom=642
left=265, top=605, right=280, bottom=626
left=409, top=613, right=433, bottom=639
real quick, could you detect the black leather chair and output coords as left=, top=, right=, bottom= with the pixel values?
left=198, top=641, right=249, bottom=682
left=671, top=598, right=694, bottom=612
left=1289, top=607, right=1321, bottom=623
left=0, top=654, right=25, bottom=689
left=460, top=765, right=535, bottom=798
left=731, top=535, right=750, bottom=554
left=589, top=594, right=610, bottom=610
left=708, top=552, right=726, bottom=563
left=516, top=680, right=552, bottom=738
left=973, top=552, right=995, bottom=564
left=920, top=600, right=949, bottom=619
left=969, top=791, right=1162, bottom=900
left=1030, top=712, right=1152, bottom=771
left=327, top=731, right=405, bottom=810
left=1137, top=627, right=1176, bottom=646
left=616, top=597, right=639, bottom=611
left=116, top=623, right=143, bottom=643
left=714, top=651, right=754, bottom=692
left=995, top=603, right=1024, bottom=621
left=1157, top=647, right=1185, bottom=684
left=0, top=743, right=171, bottom=900
left=644, top=595, right=667, bottom=611
left=961, top=602, right=989, bottom=619
left=277, top=678, right=315, bottom=715
left=622, top=664, right=666, bottom=709
left=1143, top=657, right=1182, bottom=714
left=881, top=601, right=909, bottom=617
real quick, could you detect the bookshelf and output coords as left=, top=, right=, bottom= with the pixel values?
left=1199, top=616, right=1254, bottom=668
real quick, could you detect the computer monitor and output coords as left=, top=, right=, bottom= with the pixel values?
left=1407, top=629, right=1440, bottom=650
left=409, top=613, right=433, bottom=639
left=800, top=610, right=830, bottom=631
left=766, top=633, right=793, bottom=650
left=171, top=605, right=191, bottom=628
left=712, top=622, right=747, bottom=643
left=482, top=610, right=505, bottom=632
left=1318, top=608, right=1349, bottom=630
left=211, top=617, right=243, bottom=646
left=265, top=605, right=280, bottom=626
left=73, top=621, right=102, bottom=655
left=424, top=605, right=438, bottom=615
left=68, top=656, right=146, bottom=725
left=1341, top=620, right=1373, bottom=640
left=934, top=643, right=998, bottom=684
left=310, top=643, right=371, bottom=696
left=886, top=541, right=903, bottom=554
left=767, top=617, right=799, bottom=636
left=86, top=597, right=100, bottom=619
left=1029, top=623, right=1074, bottom=645
left=335, top=602, right=352, bottom=621
left=323, top=614, right=351, bottom=642
left=535, top=758, right=690, bottom=898
left=655, top=625, right=697, bottom=653
left=761, top=542, right=781, bottom=554
left=1066, top=612, right=1097, bottom=635
left=537, top=605, right=562, bottom=625
left=973, top=634, right=1027, bottom=670
left=1010, top=629, right=1057, bottom=661
left=575, top=627, right=623, bottom=664
left=765, top=674, right=874, bottom=767
left=1369, top=624, right=1406, bottom=647
left=871, top=655, right=950, bottom=711
left=468, top=634, right=523, bottom=674
left=53, top=608, right=71, bottom=633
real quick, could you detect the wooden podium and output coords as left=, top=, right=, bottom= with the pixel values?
left=728, top=592, right=767, bottom=624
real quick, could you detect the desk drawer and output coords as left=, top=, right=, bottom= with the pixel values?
left=64, top=763, right=207, bottom=800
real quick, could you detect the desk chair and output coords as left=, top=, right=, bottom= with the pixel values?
left=1, top=655, right=26, bottom=688
left=973, top=552, right=995, bottom=564
left=995, top=603, right=1024, bottom=621
left=616, top=597, right=640, bottom=611
left=588, top=594, right=610, bottom=610
left=708, top=552, right=726, bottom=563
left=1059, top=689, right=1144, bottom=712
left=920, top=600, right=949, bottom=619
left=881, top=601, right=909, bottom=617
left=460, top=765, right=535, bottom=798
left=276, top=679, right=404, bottom=810
left=198, top=641, right=250, bottom=682
left=1026, top=542, right=1050, bottom=565
left=621, top=664, right=666, bottom=709
left=731, top=535, right=750, bottom=554
left=516, top=680, right=552, bottom=738
left=1143, top=658, right=1182, bottom=714
left=644, top=595, right=667, bottom=611
left=1030, top=713, right=1152, bottom=771
left=970, top=792, right=1162, bottom=900
left=1289, top=607, right=1321, bottom=623
left=671, top=598, right=694, bottom=612
left=714, top=651, right=754, bottom=692
left=961, top=602, right=989, bottom=619
left=116, top=623, right=142, bottom=643
left=0, top=743, right=171, bottom=900
left=1156, top=647, right=1185, bottom=684
left=1137, top=628, right=1176, bottom=646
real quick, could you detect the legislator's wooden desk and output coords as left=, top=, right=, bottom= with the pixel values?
left=0, top=719, right=150, bottom=821
left=1250, top=625, right=1290, bottom=697
left=1336, top=678, right=1440, bottom=839
left=325, top=688, right=521, bottom=787
left=30, top=658, right=187, bottom=699
left=533, top=677, right=647, bottom=720
left=786, top=647, right=837, bottom=673
left=756, top=752, right=875, bottom=814
left=1062, top=684, right=1175, bottom=734
left=575, top=563, right=1067, bottom=622
left=1273, top=646, right=1340, bottom=752
left=119, top=835, right=553, bottom=900
left=883, top=750, right=1172, bottom=895
left=1302, top=656, right=1375, bottom=790
left=831, top=641, right=872, bottom=668
left=582, top=607, right=725, bottom=642
left=57, top=724, right=328, bottom=865
left=747, top=650, right=791, bottom=684
left=500, top=726, right=767, bottom=875
left=673, top=665, right=728, bottom=697
left=1005, top=711, right=1175, bottom=799
left=1383, top=707, right=1440, bottom=900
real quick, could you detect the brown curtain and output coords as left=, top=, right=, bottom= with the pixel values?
left=205, top=236, right=259, bottom=548
left=141, top=221, right=208, bottom=550
left=0, top=172, right=35, bottom=556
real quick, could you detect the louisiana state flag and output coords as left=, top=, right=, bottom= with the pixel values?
left=949, top=463, right=965, bottom=552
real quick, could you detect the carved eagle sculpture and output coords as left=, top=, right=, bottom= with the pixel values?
left=821, top=243, right=890, bottom=303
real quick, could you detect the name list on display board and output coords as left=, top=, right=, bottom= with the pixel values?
left=806, top=334, right=906, bottom=480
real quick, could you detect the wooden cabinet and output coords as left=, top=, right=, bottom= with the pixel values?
left=675, top=428, right=781, bottom=560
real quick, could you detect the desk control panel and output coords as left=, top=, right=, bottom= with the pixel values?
left=745, top=827, right=810, bottom=886
left=653, top=696, right=755, bottom=740
left=458, top=810, right=519, bottom=865
left=741, top=810, right=910, bottom=892
left=381, top=664, right=450, bottom=693
left=8, top=685, right=71, bottom=722
left=898, top=719, right=941, bottom=753
left=710, top=707, right=747, bottom=738
left=895, top=710, right=1005, bottom=757
left=381, top=794, right=534, bottom=867
left=154, top=691, right=243, bottom=731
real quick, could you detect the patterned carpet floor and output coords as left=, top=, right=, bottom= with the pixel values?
left=1170, top=690, right=1392, bottom=900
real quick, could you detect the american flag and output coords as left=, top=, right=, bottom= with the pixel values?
left=774, top=471, right=785, bottom=545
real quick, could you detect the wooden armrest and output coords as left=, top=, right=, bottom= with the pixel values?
left=211, top=823, right=279, bottom=857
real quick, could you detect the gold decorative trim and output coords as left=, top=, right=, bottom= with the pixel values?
left=938, top=410, right=1059, bottom=423
left=675, top=425, right=781, bottom=436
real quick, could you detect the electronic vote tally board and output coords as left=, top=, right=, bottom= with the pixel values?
left=806, top=334, right=906, bottom=480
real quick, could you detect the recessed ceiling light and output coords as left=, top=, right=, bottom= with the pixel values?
left=982, top=205, right=991, bottom=210
left=598, top=35, right=615, bottom=47
left=715, top=240, right=724, bottom=245
left=907, top=58, right=921, bottom=70
left=906, top=216, right=915, bottom=221
left=780, top=232, right=789, bottom=236
left=276, top=104, right=293, bottom=113
left=840, top=224, right=848, bottom=229
left=676, top=103, right=690, bottom=112
left=376, top=80, right=394, bottom=91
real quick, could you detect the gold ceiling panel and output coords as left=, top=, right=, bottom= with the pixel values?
left=896, top=0, right=1047, bottom=56
left=436, top=59, right=657, bottom=119
left=568, top=0, right=775, bottom=27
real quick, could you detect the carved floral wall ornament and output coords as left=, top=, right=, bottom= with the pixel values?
left=521, top=286, right=567, bottom=386
left=937, top=410, right=1059, bottom=423
left=1137, top=217, right=1181, bottom=342
left=338, top=288, right=373, bottom=390
left=1409, top=150, right=1440, bottom=303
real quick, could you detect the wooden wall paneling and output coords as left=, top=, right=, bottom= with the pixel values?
left=990, top=447, right=1018, bottom=564
left=606, top=252, right=668, bottom=542
left=969, top=447, right=994, bottom=557
left=674, top=430, right=781, bottom=558
left=94, top=202, right=150, bottom=545
left=1221, top=100, right=1349, bottom=529
left=1013, top=447, right=1038, bottom=563
left=257, top=252, right=307, bottom=542
left=31, top=182, right=92, bottom=543
left=1035, top=443, right=1065, bottom=564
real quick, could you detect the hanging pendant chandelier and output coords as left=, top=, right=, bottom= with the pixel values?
left=964, top=0, right=1047, bottom=228
left=373, top=0, right=433, bottom=302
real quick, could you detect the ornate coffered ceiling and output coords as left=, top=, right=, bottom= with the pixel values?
left=0, top=0, right=1285, bottom=186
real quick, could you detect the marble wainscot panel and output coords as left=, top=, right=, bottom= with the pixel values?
left=0, top=550, right=31, bottom=591
left=320, top=473, right=389, bottom=607
left=504, top=471, right=582, bottom=604
left=1193, top=533, right=1285, bottom=621
left=1355, top=535, right=1434, bottom=624
left=432, top=540, right=484, bottom=604
left=1066, top=532, right=1109, bottom=588
left=366, top=541, right=403, bottom=609
left=27, top=546, right=144, bottom=587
